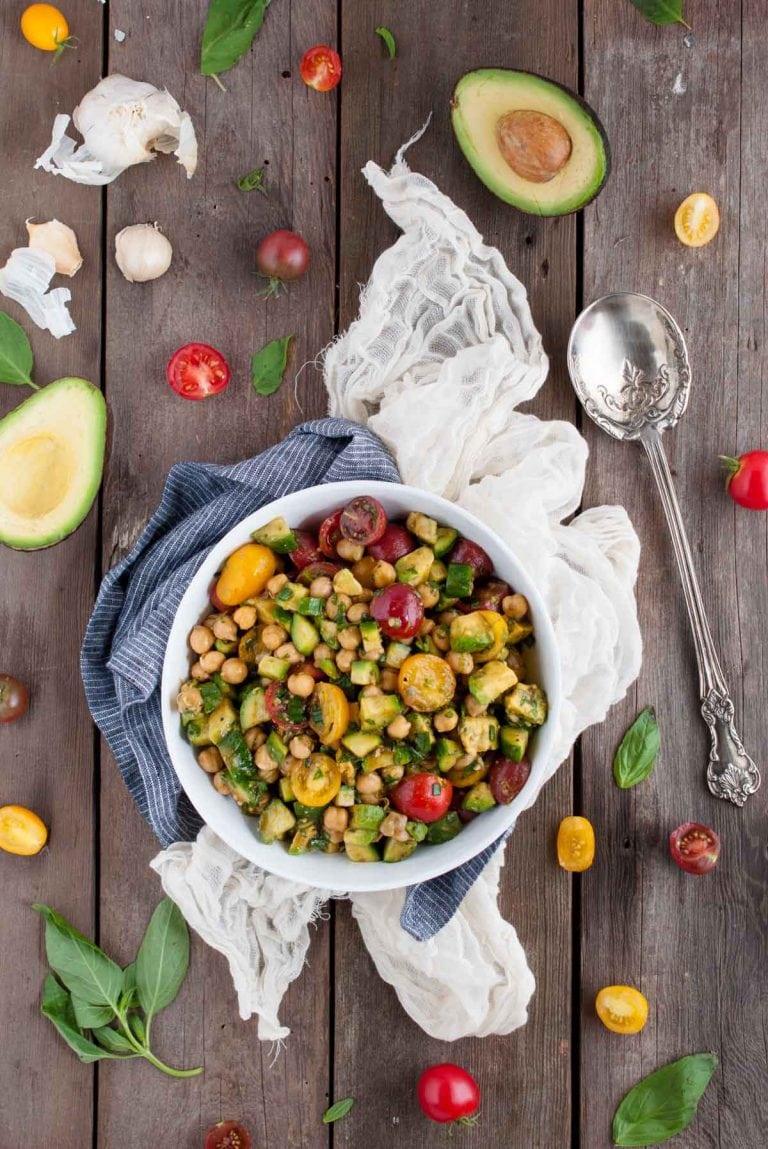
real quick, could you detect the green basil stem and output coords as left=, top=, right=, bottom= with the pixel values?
left=210, top=73, right=227, bottom=92
left=114, top=1008, right=201, bottom=1078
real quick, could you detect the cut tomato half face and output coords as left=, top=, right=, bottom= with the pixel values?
left=166, top=342, right=231, bottom=400
left=557, top=815, right=595, bottom=872
left=595, top=985, right=649, bottom=1034
left=674, top=193, right=720, bottom=248
left=0, top=805, right=48, bottom=856
left=669, top=822, right=720, bottom=874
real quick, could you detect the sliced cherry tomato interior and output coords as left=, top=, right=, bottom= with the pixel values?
left=595, top=985, right=649, bottom=1034
left=166, top=342, right=231, bottom=400
left=265, top=682, right=307, bottom=732
left=669, top=822, right=720, bottom=874
left=340, top=496, right=388, bottom=545
left=674, top=192, right=720, bottom=248
left=318, top=509, right=344, bottom=557
left=204, top=1121, right=252, bottom=1149
left=300, top=45, right=342, bottom=91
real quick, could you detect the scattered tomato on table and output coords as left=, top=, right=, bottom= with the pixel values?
left=669, top=822, right=720, bottom=874
left=720, top=449, right=768, bottom=510
left=557, top=814, right=595, bottom=872
left=417, top=1063, right=480, bottom=1125
left=167, top=342, right=231, bottom=400
left=674, top=192, right=720, bottom=247
left=256, top=229, right=310, bottom=296
left=0, top=674, right=29, bottom=723
left=0, top=805, right=48, bottom=856
left=204, top=1121, right=252, bottom=1149
left=20, top=3, right=71, bottom=58
left=595, top=985, right=649, bottom=1034
left=300, top=45, right=342, bottom=91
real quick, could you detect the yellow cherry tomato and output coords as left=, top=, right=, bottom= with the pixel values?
left=595, top=986, right=649, bottom=1034
left=473, top=610, right=509, bottom=663
left=557, top=815, right=595, bottom=872
left=290, top=752, right=341, bottom=807
left=308, top=682, right=350, bottom=746
left=448, top=759, right=489, bottom=788
left=215, top=543, right=277, bottom=606
left=21, top=4, right=70, bottom=52
left=398, top=654, right=456, bottom=713
left=674, top=192, right=720, bottom=248
left=0, top=805, right=48, bottom=856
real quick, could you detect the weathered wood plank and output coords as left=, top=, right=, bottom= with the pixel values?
left=96, top=3, right=336, bottom=1144
left=334, top=3, right=577, bottom=1146
left=581, top=2, right=767, bottom=1146
left=0, top=2, right=104, bottom=1143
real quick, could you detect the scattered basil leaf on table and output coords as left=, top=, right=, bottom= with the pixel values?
left=612, top=1053, right=718, bottom=1146
left=135, top=896, right=190, bottom=1024
left=613, top=707, right=660, bottom=789
left=201, top=0, right=272, bottom=86
left=375, top=25, right=397, bottom=59
left=252, top=335, right=293, bottom=396
left=35, top=904, right=125, bottom=1008
left=71, top=995, right=115, bottom=1030
left=322, top=1098, right=355, bottom=1124
left=0, top=310, right=37, bottom=388
left=41, top=975, right=126, bottom=1063
left=628, top=0, right=690, bottom=27
left=237, top=167, right=267, bottom=193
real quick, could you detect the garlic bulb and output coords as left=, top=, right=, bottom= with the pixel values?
left=115, top=223, right=173, bottom=283
left=26, top=219, right=83, bottom=277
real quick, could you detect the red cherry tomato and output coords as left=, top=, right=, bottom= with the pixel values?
left=208, top=580, right=230, bottom=613
left=204, top=1122, right=252, bottom=1149
left=371, top=583, right=424, bottom=639
left=265, top=682, right=308, bottom=733
left=340, top=496, right=388, bottom=545
left=297, top=560, right=341, bottom=586
left=721, top=450, right=768, bottom=510
left=451, top=538, right=493, bottom=579
left=318, top=509, right=344, bottom=557
left=391, top=773, right=452, bottom=823
left=417, top=1063, right=480, bottom=1125
left=256, top=229, right=310, bottom=297
left=166, top=342, right=230, bottom=401
left=0, top=675, right=29, bottom=724
left=289, top=529, right=323, bottom=570
left=489, top=757, right=531, bottom=804
left=300, top=44, right=342, bottom=91
left=472, top=578, right=511, bottom=612
left=669, top=822, right=721, bottom=875
left=366, top=523, right=415, bottom=563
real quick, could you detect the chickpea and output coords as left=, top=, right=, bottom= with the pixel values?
left=287, top=672, right=315, bottom=698
left=465, top=695, right=487, bottom=717
left=213, top=615, right=238, bottom=642
left=355, top=588, right=374, bottom=603
left=380, top=669, right=399, bottom=692
left=203, top=613, right=219, bottom=630
left=356, top=771, right=384, bottom=801
left=336, top=538, right=364, bottom=562
left=338, top=626, right=361, bottom=651
left=280, top=753, right=298, bottom=777
left=417, top=583, right=440, bottom=608
left=335, top=649, right=355, bottom=673
left=275, top=642, right=302, bottom=664
left=352, top=556, right=377, bottom=588
left=244, top=726, right=266, bottom=751
left=189, top=624, right=215, bottom=654
left=199, top=649, right=226, bottom=674
left=326, top=593, right=351, bottom=619
left=381, top=764, right=405, bottom=784
left=360, top=685, right=382, bottom=698
left=259, top=763, right=281, bottom=784
left=418, top=617, right=435, bottom=636
left=312, top=642, right=332, bottom=663
left=379, top=811, right=409, bottom=841
left=190, top=661, right=210, bottom=682
left=289, top=734, right=313, bottom=759
left=447, top=650, right=473, bottom=675
left=220, top=657, right=248, bottom=685
left=507, top=648, right=526, bottom=678
left=309, top=575, right=333, bottom=599
left=387, top=714, right=411, bottom=739
left=429, top=561, right=447, bottom=582
left=346, top=602, right=369, bottom=624
left=262, top=623, right=288, bottom=651
left=233, top=605, right=258, bottom=631
left=439, top=609, right=459, bottom=625
left=434, top=707, right=459, bottom=732
left=177, top=683, right=203, bottom=713
left=339, top=760, right=356, bottom=786
left=198, top=747, right=223, bottom=774
left=267, top=573, right=289, bottom=596
left=503, top=593, right=529, bottom=621
left=326, top=829, right=344, bottom=845
left=255, top=744, right=275, bottom=771
left=212, top=771, right=231, bottom=795
left=372, top=560, right=396, bottom=588
left=432, top=625, right=450, bottom=651
left=323, top=806, right=349, bottom=834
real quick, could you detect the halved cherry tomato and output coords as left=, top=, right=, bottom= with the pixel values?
left=392, top=773, right=453, bottom=823
left=367, top=523, right=414, bottom=563
left=166, top=342, right=231, bottom=400
left=340, top=496, right=387, bottom=545
left=318, top=509, right=344, bottom=557
left=0, top=805, right=48, bottom=856
left=0, top=675, right=29, bottom=724
left=557, top=815, right=595, bottom=872
left=308, top=682, right=350, bottom=745
left=669, top=822, right=720, bottom=875
left=398, top=653, right=456, bottom=713
left=595, top=986, right=649, bottom=1035
left=447, top=759, right=489, bottom=788
left=208, top=579, right=229, bottom=613
left=215, top=543, right=277, bottom=606
left=289, top=529, right=323, bottom=570
left=489, top=757, right=530, bottom=804
left=204, top=1121, right=252, bottom=1149
left=371, top=583, right=424, bottom=640
left=451, top=538, right=492, bottom=579
left=300, top=45, right=342, bottom=91
left=297, top=560, right=340, bottom=586
left=721, top=450, right=768, bottom=511
left=674, top=192, right=720, bottom=248
left=472, top=610, right=508, bottom=663
left=417, top=1063, right=480, bottom=1124
left=21, top=4, right=69, bottom=53
left=265, top=682, right=307, bottom=733
left=472, top=579, right=510, bottom=612
left=291, top=752, right=341, bottom=806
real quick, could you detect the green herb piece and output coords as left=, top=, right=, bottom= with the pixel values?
left=613, top=707, right=660, bottom=789
left=35, top=904, right=125, bottom=1009
left=628, top=0, right=690, bottom=27
left=375, top=26, right=396, bottom=59
left=135, top=898, right=190, bottom=1027
left=41, top=976, right=128, bottom=1063
left=92, top=1025, right=138, bottom=1055
left=613, top=1053, right=717, bottom=1146
left=0, top=311, right=37, bottom=388
left=237, top=167, right=267, bottom=193
left=201, top=0, right=272, bottom=86
left=322, top=1097, right=355, bottom=1124
left=71, top=996, right=115, bottom=1029
left=251, top=335, right=293, bottom=396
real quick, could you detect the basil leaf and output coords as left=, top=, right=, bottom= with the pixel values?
left=0, top=310, right=34, bottom=387
left=135, top=897, right=190, bottom=1023
left=237, top=167, right=267, bottom=193
left=71, top=996, right=115, bottom=1029
left=613, top=707, right=660, bottom=789
left=251, top=335, right=293, bottom=396
left=34, top=905, right=124, bottom=1009
left=613, top=1053, right=718, bottom=1146
left=322, top=1098, right=355, bottom=1124
left=628, top=0, right=689, bottom=26
left=41, top=975, right=124, bottom=1063
left=201, top=0, right=272, bottom=79
left=375, top=26, right=397, bottom=59
left=92, top=1025, right=138, bottom=1055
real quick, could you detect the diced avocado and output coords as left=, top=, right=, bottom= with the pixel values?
left=288, top=819, right=318, bottom=854
left=395, top=546, right=435, bottom=586
left=406, top=819, right=428, bottom=842
left=383, top=838, right=418, bottom=862
left=504, top=683, right=548, bottom=727
left=468, top=660, right=519, bottom=706
left=462, top=781, right=497, bottom=813
left=344, top=827, right=378, bottom=847
left=450, top=612, right=495, bottom=654
left=319, top=619, right=340, bottom=649
left=458, top=714, right=500, bottom=755
left=316, top=657, right=341, bottom=680
left=257, top=655, right=291, bottom=682
left=278, top=776, right=295, bottom=803
left=507, top=620, right=534, bottom=645
left=214, top=638, right=237, bottom=655
left=359, top=618, right=382, bottom=654
left=415, top=633, right=440, bottom=657
left=259, top=798, right=296, bottom=844
left=237, top=627, right=263, bottom=667
left=345, top=841, right=381, bottom=863
left=406, top=511, right=439, bottom=546
left=433, top=526, right=459, bottom=558
left=291, top=613, right=320, bottom=656
left=359, top=693, right=402, bottom=730
left=333, top=567, right=363, bottom=596
left=350, top=660, right=380, bottom=687
left=224, top=767, right=269, bottom=815
left=335, top=784, right=356, bottom=807
left=341, top=730, right=382, bottom=758
left=207, top=700, right=239, bottom=745
left=185, top=717, right=212, bottom=748
left=445, top=562, right=474, bottom=599
left=350, top=804, right=386, bottom=831
left=199, top=679, right=224, bottom=715
left=426, top=812, right=462, bottom=844
left=436, top=737, right=463, bottom=773
left=297, top=595, right=324, bottom=617
left=217, top=728, right=253, bottom=773
left=266, top=729, right=288, bottom=764
left=409, top=713, right=435, bottom=755
left=251, top=515, right=297, bottom=554
left=499, top=726, right=530, bottom=762
left=274, top=581, right=308, bottom=611
left=293, top=801, right=325, bottom=824
left=240, top=684, right=269, bottom=729
left=252, top=599, right=280, bottom=625
left=362, top=747, right=395, bottom=774
left=384, top=641, right=412, bottom=668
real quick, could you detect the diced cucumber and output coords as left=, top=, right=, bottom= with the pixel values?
left=208, top=700, right=239, bottom=744
left=274, top=582, right=308, bottom=611
left=415, top=633, right=440, bottom=656
left=468, top=660, right=518, bottom=706
left=433, top=526, right=459, bottom=558
left=316, top=658, right=341, bottom=680
left=425, top=812, right=462, bottom=844
left=395, top=546, right=435, bottom=586
left=238, top=627, right=263, bottom=667
left=392, top=744, right=415, bottom=767
left=319, top=619, right=340, bottom=649
left=291, top=613, right=320, bottom=656
left=406, top=819, right=428, bottom=842
left=185, top=717, right=212, bottom=747
left=288, top=819, right=318, bottom=854
left=279, top=776, right=295, bottom=803
left=253, top=599, right=282, bottom=624
left=499, top=726, right=530, bottom=762
left=383, top=838, right=418, bottom=862
left=362, top=747, right=394, bottom=774
left=214, top=638, right=237, bottom=655
left=341, top=730, right=382, bottom=758
left=436, top=737, right=462, bottom=773
left=251, top=515, right=297, bottom=554
left=445, top=562, right=474, bottom=599
left=224, top=767, right=269, bottom=814
left=240, top=684, right=269, bottom=730
left=297, top=596, right=325, bottom=617
left=217, top=729, right=253, bottom=773
left=266, top=730, right=288, bottom=763
left=359, top=693, right=402, bottom=730
left=258, top=655, right=291, bottom=682
left=274, top=605, right=293, bottom=628
left=350, top=660, right=380, bottom=686
left=345, top=841, right=380, bottom=863
left=199, top=680, right=224, bottom=714
left=406, top=511, right=439, bottom=545
left=293, top=802, right=325, bottom=824
left=384, top=641, right=412, bottom=668
left=350, top=804, right=386, bottom=831
left=333, top=568, right=363, bottom=596
left=259, top=798, right=296, bottom=844
left=359, top=618, right=382, bottom=654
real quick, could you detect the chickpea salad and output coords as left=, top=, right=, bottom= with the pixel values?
left=176, top=496, right=548, bottom=863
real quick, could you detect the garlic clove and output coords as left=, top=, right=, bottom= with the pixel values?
left=114, top=223, right=173, bottom=283
left=26, top=219, right=83, bottom=278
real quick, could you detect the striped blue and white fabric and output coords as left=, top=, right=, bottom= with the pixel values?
left=81, top=418, right=506, bottom=942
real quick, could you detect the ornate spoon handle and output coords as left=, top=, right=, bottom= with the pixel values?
left=642, top=430, right=760, bottom=806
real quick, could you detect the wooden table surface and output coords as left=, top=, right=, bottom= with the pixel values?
left=1, top=2, right=766, bottom=1146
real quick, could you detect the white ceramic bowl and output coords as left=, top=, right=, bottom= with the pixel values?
left=161, top=481, right=561, bottom=893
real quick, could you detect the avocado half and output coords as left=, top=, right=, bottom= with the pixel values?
left=451, top=69, right=611, bottom=216
left=0, top=377, right=106, bottom=550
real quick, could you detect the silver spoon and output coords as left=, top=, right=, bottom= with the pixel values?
left=567, top=291, right=760, bottom=806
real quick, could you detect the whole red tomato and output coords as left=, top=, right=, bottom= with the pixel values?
left=417, top=1063, right=480, bottom=1125
left=721, top=450, right=768, bottom=510
left=256, top=230, right=310, bottom=297
left=300, top=45, right=342, bottom=91
left=391, top=773, right=452, bottom=823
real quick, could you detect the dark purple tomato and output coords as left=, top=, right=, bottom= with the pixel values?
left=366, top=523, right=415, bottom=563
left=340, top=496, right=388, bottom=545
left=256, top=230, right=309, bottom=296
left=473, top=578, right=510, bottom=612
left=0, top=675, right=29, bottom=724
left=371, top=583, right=424, bottom=639
left=296, top=560, right=341, bottom=586
left=489, top=757, right=531, bottom=804
left=451, top=538, right=493, bottom=579
left=289, top=529, right=323, bottom=570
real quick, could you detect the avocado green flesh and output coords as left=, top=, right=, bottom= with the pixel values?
left=451, top=69, right=609, bottom=216
left=0, top=377, right=106, bottom=550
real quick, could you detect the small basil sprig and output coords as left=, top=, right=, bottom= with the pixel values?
left=628, top=0, right=690, bottom=27
left=613, top=1053, right=718, bottom=1146
left=251, top=335, right=293, bottom=396
left=375, top=26, right=397, bottom=59
left=0, top=311, right=37, bottom=389
left=35, top=899, right=200, bottom=1078
left=614, top=707, right=660, bottom=789
left=322, top=1098, right=355, bottom=1124
left=201, top=0, right=272, bottom=88
left=237, top=167, right=267, bottom=194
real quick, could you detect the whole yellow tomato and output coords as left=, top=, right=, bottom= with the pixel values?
left=556, top=815, right=595, bottom=872
left=214, top=543, right=277, bottom=606
left=21, top=4, right=70, bottom=54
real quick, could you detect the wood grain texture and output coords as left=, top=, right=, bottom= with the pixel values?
left=0, top=2, right=103, bottom=1145
left=581, top=2, right=768, bottom=1146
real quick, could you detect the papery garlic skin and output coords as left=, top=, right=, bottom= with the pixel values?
left=26, top=219, right=83, bottom=277
left=115, top=223, right=173, bottom=283
left=0, top=248, right=75, bottom=338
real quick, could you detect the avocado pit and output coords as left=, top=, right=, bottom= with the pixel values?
left=496, top=109, right=572, bottom=184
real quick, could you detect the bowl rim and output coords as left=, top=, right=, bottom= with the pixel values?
left=161, top=479, right=561, bottom=893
